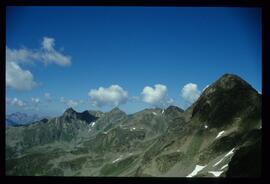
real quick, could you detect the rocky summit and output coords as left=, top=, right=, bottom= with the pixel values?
left=5, top=74, right=261, bottom=177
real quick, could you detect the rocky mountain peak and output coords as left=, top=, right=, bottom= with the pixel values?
left=203, top=73, right=256, bottom=97
left=166, top=105, right=184, bottom=113
left=63, top=107, right=78, bottom=118
left=191, top=73, right=261, bottom=128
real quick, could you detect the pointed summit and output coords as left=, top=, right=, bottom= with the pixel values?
left=64, top=107, right=76, bottom=114
left=191, top=73, right=261, bottom=128
left=166, top=105, right=184, bottom=113
left=109, top=107, right=126, bottom=115
left=63, top=107, right=78, bottom=118
left=164, top=105, right=184, bottom=119
left=203, top=73, right=256, bottom=95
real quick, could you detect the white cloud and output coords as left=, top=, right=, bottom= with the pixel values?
left=44, top=93, right=52, bottom=102
left=42, top=37, right=55, bottom=51
left=6, top=62, right=37, bottom=90
left=6, top=97, right=26, bottom=107
left=66, top=100, right=79, bottom=107
left=88, top=85, right=128, bottom=107
left=31, top=97, right=40, bottom=104
left=6, top=37, right=71, bottom=67
left=60, top=96, right=66, bottom=103
left=40, top=37, right=71, bottom=66
left=6, top=47, right=39, bottom=64
left=181, top=83, right=201, bottom=104
left=141, top=84, right=168, bottom=106
left=59, top=97, right=80, bottom=107
left=6, top=37, right=71, bottom=91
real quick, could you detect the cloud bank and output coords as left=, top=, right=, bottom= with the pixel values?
left=6, top=62, right=37, bottom=90
left=6, top=97, right=26, bottom=107
left=88, top=85, right=128, bottom=107
left=6, top=37, right=71, bottom=91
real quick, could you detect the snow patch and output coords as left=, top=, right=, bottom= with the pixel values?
left=112, top=155, right=123, bottom=163
left=162, top=109, right=164, bottom=114
left=187, top=165, right=207, bottom=177
left=204, top=125, right=208, bottom=129
left=91, top=121, right=96, bottom=127
left=216, top=130, right=225, bottom=139
left=152, top=112, right=157, bottom=116
left=220, top=164, right=228, bottom=170
left=130, top=127, right=136, bottom=131
left=214, top=148, right=235, bottom=167
left=208, top=171, right=224, bottom=177
left=225, top=148, right=235, bottom=157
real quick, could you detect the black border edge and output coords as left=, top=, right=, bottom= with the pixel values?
left=1, top=0, right=268, bottom=184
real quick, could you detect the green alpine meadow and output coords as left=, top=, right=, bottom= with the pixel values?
left=5, top=74, right=261, bottom=177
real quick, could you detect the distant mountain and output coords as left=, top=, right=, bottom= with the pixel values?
left=5, top=112, right=48, bottom=127
left=5, top=73, right=261, bottom=177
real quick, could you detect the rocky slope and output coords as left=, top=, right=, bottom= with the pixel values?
left=5, top=73, right=261, bottom=177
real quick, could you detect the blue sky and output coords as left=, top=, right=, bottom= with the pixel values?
left=6, top=6, right=262, bottom=116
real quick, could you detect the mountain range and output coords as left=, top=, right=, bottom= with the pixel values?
left=5, top=112, right=49, bottom=127
left=5, top=73, right=261, bottom=177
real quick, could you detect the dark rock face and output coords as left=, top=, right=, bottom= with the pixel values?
left=226, top=137, right=261, bottom=177
left=191, top=73, right=261, bottom=129
left=5, top=73, right=261, bottom=177
left=62, top=108, right=98, bottom=123
left=164, top=105, right=184, bottom=119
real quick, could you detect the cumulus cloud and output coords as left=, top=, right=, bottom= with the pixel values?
left=31, top=97, right=40, bottom=104
left=6, top=62, right=37, bottom=90
left=6, top=97, right=26, bottom=107
left=88, top=85, right=128, bottom=107
left=42, top=37, right=55, bottom=51
left=59, top=97, right=81, bottom=107
left=60, top=97, right=65, bottom=103
left=66, top=100, right=79, bottom=107
left=6, top=47, right=39, bottom=64
left=44, top=93, right=52, bottom=102
left=181, top=83, right=201, bottom=104
left=141, top=84, right=168, bottom=106
left=6, top=37, right=71, bottom=66
left=6, top=37, right=71, bottom=91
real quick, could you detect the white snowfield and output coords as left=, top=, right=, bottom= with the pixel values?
left=91, top=122, right=96, bottom=127
left=216, top=130, right=225, bottom=139
left=214, top=148, right=235, bottom=167
left=187, top=165, right=207, bottom=177
left=208, top=171, right=224, bottom=177
left=130, top=127, right=136, bottom=131
left=152, top=112, right=157, bottom=116
left=103, top=131, right=108, bottom=134
left=88, top=128, right=92, bottom=132
left=162, top=109, right=164, bottom=114
left=204, top=125, right=208, bottom=129
left=220, top=164, right=228, bottom=170
left=112, top=155, right=123, bottom=163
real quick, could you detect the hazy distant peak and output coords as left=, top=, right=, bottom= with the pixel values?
left=109, top=107, right=125, bottom=114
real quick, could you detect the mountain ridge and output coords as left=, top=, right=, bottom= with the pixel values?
left=5, top=73, right=261, bottom=177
